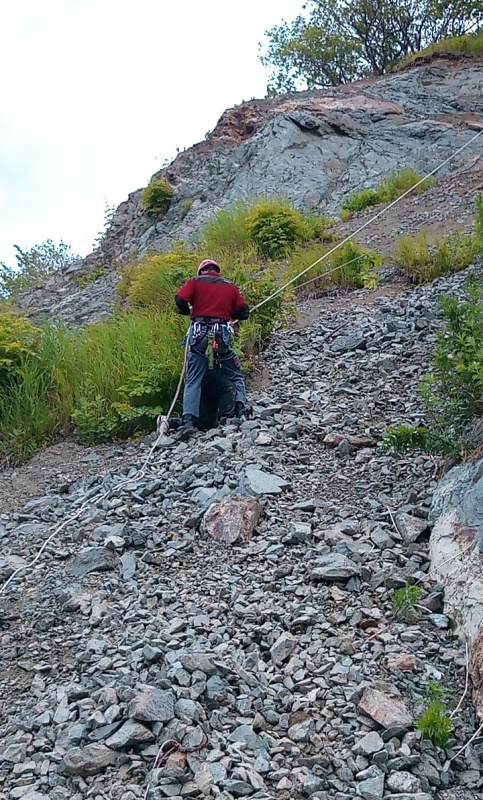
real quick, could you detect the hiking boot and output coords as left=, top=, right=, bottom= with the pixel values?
left=179, top=414, right=197, bottom=438
left=235, top=402, right=246, bottom=421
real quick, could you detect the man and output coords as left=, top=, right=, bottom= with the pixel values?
left=168, top=364, right=236, bottom=434
left=175, top=259, right=249, bottom=434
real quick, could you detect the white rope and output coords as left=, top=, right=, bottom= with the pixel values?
left=1, top=126, right=482, bottom=596
left=251, top=127, right=483, bottom=312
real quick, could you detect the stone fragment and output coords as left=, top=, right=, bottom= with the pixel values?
left=394, top=512, right=429, bottom=543
left=359, top=687, right=413, bottom=729
left=323, top=432, right=375, bottom=448
left=243, top=467, right=291, bottom=495
left=68, top=546, right=117, bottom=578
left=352, top=731, right=385, bottom=756
left=105, top=719, right=155, bottom=749
left=60, top=743, right=117, bottom=775
left=309, top=553, right=360, bottom=582
left=385, top=653, right=417, bottom=671
left=128, top=687, right=175, bottom=722
left=201, top=495, right=261, bottom=544
left=331, top=332, right=367, bottom=353
left=386, top=771, right=421, bottom=793
left=270, top=631, right=297, bottom=665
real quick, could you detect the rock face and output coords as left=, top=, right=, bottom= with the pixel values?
left=14, top=58, right=483, bottom=326
left=430, top=457, right=483, bottom=717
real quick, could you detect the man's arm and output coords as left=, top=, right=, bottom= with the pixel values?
left=175, top=279, right=194, bottom=316
left=231, top=285, right=250, bottom=321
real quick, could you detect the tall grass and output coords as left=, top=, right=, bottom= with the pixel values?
left=341, top=168, right=436, bottom=219
left=396, top=30, right=483, bottom=69
left=0, top=312, right=186, bottom=460
left=394, top=194, right=483, bottom=283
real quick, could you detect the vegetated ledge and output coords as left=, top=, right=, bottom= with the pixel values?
left=430, top=452, right=483, bottom=717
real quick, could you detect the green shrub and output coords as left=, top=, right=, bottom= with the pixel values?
left=394, top=230, right=479, bottom=284
left=416, top=682, right=453, bottom=748
left=76, top=265, right=106, bottom=289
left=397, top=30, right=483, bottom=69
left=0, top=240, right=80, bottom=299
left=392, top=583, right=423, bottom=619
left=280, top=241, right=380, bottom=293
left=341, top=168, right=436, bottom=219
left=141, top=178, right=174, bottom=219
left=384, top=279, right=483, bottom=459
left=246, top=199, right=311, bottom=259
left=118, top=251, right=201, bottom=310
left=0, top=312, right=41, bottom=387
left=0, top=312, right=186, bottom=461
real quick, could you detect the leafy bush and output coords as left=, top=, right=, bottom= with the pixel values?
left=384, top=279, right=483, bottom=459
left=397, top=30, right=483, bottom=69
left=0, top=240, right=80, bottom=299
left=246, top=199, right=310, bottom=259
left=141, top=178, right=174, bottom=219
left=416, top=682, right=453, bottom=748
left=0, top=312, right=186, bottom=461
left=341, top=168, right=436, bottom=219
left=118, top=251, right=201, bottom=310
left=283, top=241, right=380, bottom=291
left=0, top=313, right=41, bottom=387
left=392, top=582, right=423, bottom=619
left=394, top=230, right=479, bottom=283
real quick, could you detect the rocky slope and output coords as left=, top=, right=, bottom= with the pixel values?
left=2, top=263, right=483, bottom=800
left=15, top=56, right=483, bottom=327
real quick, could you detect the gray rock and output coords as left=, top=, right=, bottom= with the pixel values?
left=386, top=772, right=421, bottom=793
left=309, top=553, right=360, bottom=582
left=270, top=631, right=297, bottom=665
left=352, top=731, right=385, bottom=756
left=243, top=467, right=291, bottom=495
left=105, top=719, right=155, bottom=749
left=60, top=743, right=118, bottom=776
left=128, top=687, right=175, bottom=722
left=67, top=546, right=117, bottom=577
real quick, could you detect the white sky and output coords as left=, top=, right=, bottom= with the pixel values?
left=0, top=0, right=303, bottom=267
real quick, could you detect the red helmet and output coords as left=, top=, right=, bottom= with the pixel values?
left=198, top=259, right=220, bottom=275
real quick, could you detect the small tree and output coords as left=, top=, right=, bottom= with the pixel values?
left=0, top=240, right=81, bottom=299
left=261, top=0, right=483, bottom=92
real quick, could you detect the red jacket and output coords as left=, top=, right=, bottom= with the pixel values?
left=175, top=270, right=250, bottom=321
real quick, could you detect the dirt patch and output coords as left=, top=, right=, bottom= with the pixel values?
left=0, top=439, right=133, bottom=515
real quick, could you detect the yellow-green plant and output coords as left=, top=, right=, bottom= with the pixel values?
left=416, top=682, right=453, bottom=747
left=341, top=168, right=436, bottom=219
left=141, top=178, right=174, bottom=219
left=118, top=251, right=201, bottom=310
left=396, top=30, right=483, bottom=69
left=394, top=229, right=479, bottom=284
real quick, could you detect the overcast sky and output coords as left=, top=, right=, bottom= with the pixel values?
left=0, top=0, right=303, bottom=267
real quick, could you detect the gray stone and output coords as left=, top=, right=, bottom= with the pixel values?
left=243, top=468, right=291, bottom=495
left=128, top=687, right=175, bottom=722
left=105, top=719, right=155, bottom=749
left=309, top=553, right=360, bottom=582
left=60, top=743, right=117, bottom=776
left=352, top=731, right=385, bottom=756
left=270, top=632, right=297, bottom=665
left=67, top=546, right=117, bottom=577
left=386, top=772, right=421, bottom=793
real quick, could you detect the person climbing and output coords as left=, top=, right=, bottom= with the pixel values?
left=175, top=259, right=249, bottom=434
left=168, top=363, right=236, bottom=433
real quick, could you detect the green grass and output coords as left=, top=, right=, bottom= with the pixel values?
left=393, top=193, right=483, bottom=283
left=0, top=312, right=186, bottom=461
left=341, top=168, right=436, bottom=219
left=396, top=30, right=483, bottom=69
